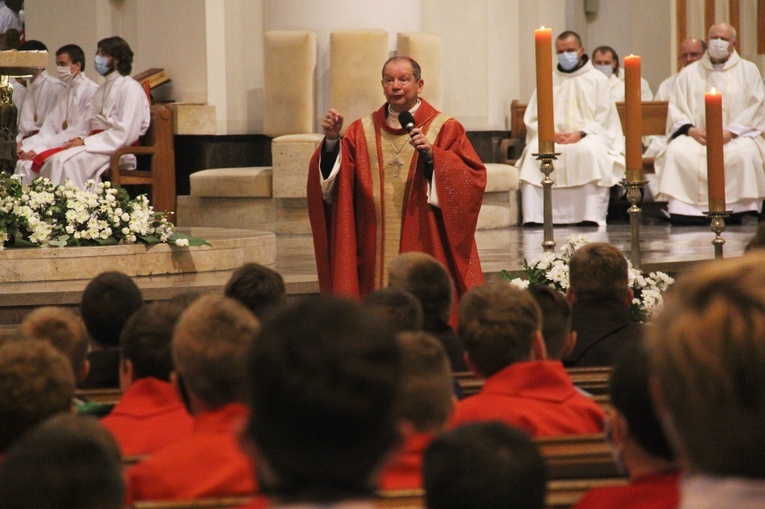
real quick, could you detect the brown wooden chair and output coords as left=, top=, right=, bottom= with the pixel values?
left=106, top=104, right=176, bottom=215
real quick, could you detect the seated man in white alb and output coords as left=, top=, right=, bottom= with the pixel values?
left=644, top=37, right=705, bottom=159
left=655, top=23, right=765, bottom=224
left=591, top=45, right=653, bottom=102
left=516, top=31, right=625, bottom=226
left=15, top=44, right=98, bottom=184
left=15, top=40, right=65, bottom=142
left=34, top=36, right=150, bottom=189
left=643, top=37, right=705, bottom=202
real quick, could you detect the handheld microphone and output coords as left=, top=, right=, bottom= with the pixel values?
left=398, top=110, right=432, bottom=179
left=398, top=110, right=416, bottom=133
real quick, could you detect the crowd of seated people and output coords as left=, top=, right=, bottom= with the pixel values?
left=6, top=227, right=765, bottom=509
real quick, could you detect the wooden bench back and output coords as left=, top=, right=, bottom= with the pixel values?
left=505, top=100, right=668, bottom=173
left=76, top=387, right=122, bottom=405
left=615, top=101, right=668, bottom=136
left=536, top=433, right=620, bottom=479
left=130, top=478, right=627, bottom=509
left=455, top=367, right=612, bottom=397
left=510, top=100, right=669, bottom=141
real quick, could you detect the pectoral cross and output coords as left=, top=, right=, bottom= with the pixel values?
left=389, top=157, right=404, bottom=177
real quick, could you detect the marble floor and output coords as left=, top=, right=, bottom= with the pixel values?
left=275, top=220, right=758, bottom=279
left=0, top=219, right=758, bottom=325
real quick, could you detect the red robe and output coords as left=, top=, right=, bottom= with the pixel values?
left=378, top=431, right=435, bottom=491
left=126, top=403, right=257, bottom=503
left=101, top=377, right=194, bottom=456
left=449, top=361, right=605, bottom=437
left=573, top=470, right=681, bottom=509
left=307, top=100, right=486, bottom=301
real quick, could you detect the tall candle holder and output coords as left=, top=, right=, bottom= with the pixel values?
left=703, top=209, right=731, bottom=259
left=533, top=141, right=559, bottom=252
left=621, top=179, right=646, bottom=269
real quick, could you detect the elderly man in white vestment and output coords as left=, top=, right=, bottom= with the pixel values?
left=517, top=31, right=625, bottom=226
left=655, top=23, right=765, bottom=223
left=15, top=44, right=98, bottom=184
left=644, top=38, right=706, bottom=159
left=15, top=40, right=66, bottom=143
left=34, top=36, right=149, bottom=189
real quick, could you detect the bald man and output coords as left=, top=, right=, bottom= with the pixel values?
left=655, top=23, right=765, bottom=223
left=643, top=37, right=706, bottom=196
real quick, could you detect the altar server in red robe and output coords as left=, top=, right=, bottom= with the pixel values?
left=450, top=283, right=604, bottom=436
left=308, top=56, right=486, bottom=304
left=574, top=342, right=680, bottom=509
left=126, top=296, right=259, bottom=503
left=379, top=331, right=454, bottom=490
left=101, top=302, right=194, bottom=456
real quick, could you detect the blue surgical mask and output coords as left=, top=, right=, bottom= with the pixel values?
left=558, top=51, right=580, bottom=71
left=594, top=64, right=614, bottom=77
left=94, top=54, right=110, bottom=76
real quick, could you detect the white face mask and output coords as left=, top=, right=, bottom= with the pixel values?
left=558, top=51, right=580, bottom=71
left=708, top=38, right=730, bottom=60
left=594, top=64, right=614, bottom=77
left=57, top=65, right=74, bottom=82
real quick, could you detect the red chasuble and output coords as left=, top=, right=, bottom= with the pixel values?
left=307, top=99, right=486, bottom=302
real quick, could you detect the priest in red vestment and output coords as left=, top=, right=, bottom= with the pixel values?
left=307, top=56, right=486, bottom=302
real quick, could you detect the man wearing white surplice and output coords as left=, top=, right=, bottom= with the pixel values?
left=655, top=23, right=765, bottom=222
left=15, top=44, right=98, bottom=185
left=517, top=31, right=625, bottom=226
left=35, top=36, right=149, bottom=189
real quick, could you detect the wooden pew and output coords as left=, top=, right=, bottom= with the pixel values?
left=547, top=478, right=628, bottom=509
left=128, top=434, right=621, bottom=508
left=454, top=366, right=613, bottom=398
left=133, top=498, right=252, bottom=509
left=536, top=433, right=620, bottom=480
left=567, top=367, right=612, bottom=395
left=105, top=104, right=177, bottom=215
left=130, top=478, right=629, bottom=509
left=502, top=100, right=669, bottom=174
left=76, top=387, right=122, bottom=405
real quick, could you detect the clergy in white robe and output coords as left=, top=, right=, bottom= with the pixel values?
left=644, top=37, right=706, bottom=159
left=37, top=36, right=150, bottom=189
left=654, top=23, right=765, bottom=218
left=11, top=79, right=26, bottom=112
left=15, top=65, right=98, bottom=184
left=606, top=73, right=653, bottom=103
left=16, top=70, right=65, bottom=142
left=0, top=0, right=21, bottom=33
left=591, top=46, right=653, bottom=102
left=517, top=32, right=625, bottom=226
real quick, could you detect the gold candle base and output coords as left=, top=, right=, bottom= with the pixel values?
left=702, top=210, right=732, bottom=259
left=532, top=144, right=560, bottom=252
left=621, top=179, right=647, bottom=270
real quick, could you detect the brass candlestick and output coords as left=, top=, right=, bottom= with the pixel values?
left=533, top=141, right=559, bottom=252
left=621, top=179, right=646, bottom=270
left=703, top=209, right=731, bottom=259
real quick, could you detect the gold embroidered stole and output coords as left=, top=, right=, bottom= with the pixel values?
left=362, top=113, right=450, bottom=288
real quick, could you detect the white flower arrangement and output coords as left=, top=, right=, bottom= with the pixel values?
left=503, top=234, right=674, bottom=322
left=0, top=174, right=209, bottom=249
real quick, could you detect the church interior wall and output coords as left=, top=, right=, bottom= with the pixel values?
left=25, top=0, right=756, bottom=140
left=571, top=0, right=672, bottom=93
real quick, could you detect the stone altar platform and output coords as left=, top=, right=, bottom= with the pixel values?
left=0, top=228, right=276, bottom=325
left=0, top=227, right=275, bottom=284
left=0, top=221, right=758, bottom=326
